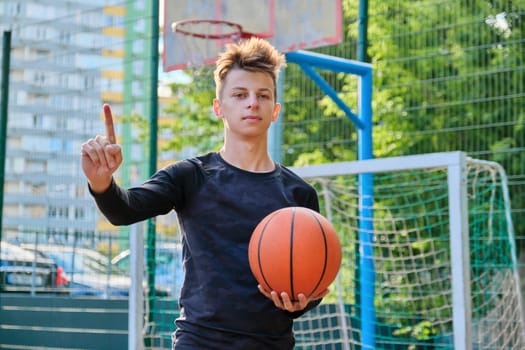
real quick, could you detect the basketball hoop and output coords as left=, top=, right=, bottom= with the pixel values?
left=171, top=19, right=262, bottom=88
left=171, top=19, right=265, bottom=71
left=172, top=19, right=254, bottom=41
left=164, top=0, right=342, bottom=73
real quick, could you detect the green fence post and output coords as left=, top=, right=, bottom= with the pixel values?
left=145, top=0, right=159, bottom=345
left=0, top=31, right=12, bottom=243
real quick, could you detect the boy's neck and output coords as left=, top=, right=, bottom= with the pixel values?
left=219, top=140, right=275, bottom=173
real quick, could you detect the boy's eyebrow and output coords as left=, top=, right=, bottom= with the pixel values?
left=230, top=86, right=274, bottom=93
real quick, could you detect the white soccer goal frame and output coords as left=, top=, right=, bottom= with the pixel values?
left=290, top=151, right=494, bottom=350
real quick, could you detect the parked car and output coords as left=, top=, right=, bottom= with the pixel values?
left=0, top=241, right=68, bottom=293
left=22, top=244, right=131, bottom=297
left=112, top=242, right=184, bottom=298
left=22, top=244, right=170, bottom=298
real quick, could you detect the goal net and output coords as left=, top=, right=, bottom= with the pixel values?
left=291, top=151, right=525, bottom=350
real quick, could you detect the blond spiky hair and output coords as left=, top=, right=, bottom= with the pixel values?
left=213, top=37, right=286, bottom=99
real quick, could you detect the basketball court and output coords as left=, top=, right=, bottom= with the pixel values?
left=1, top=1, right=524, bottom=349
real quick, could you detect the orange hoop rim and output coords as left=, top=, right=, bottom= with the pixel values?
left=172, top=19, right=254, bottom=40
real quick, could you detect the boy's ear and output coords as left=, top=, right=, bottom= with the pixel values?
left=272, top=103, right=281, bottom=122
left=213, top=99, right=222, bottom=118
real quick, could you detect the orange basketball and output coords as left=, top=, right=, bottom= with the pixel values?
left=248, top=206, right=342, bottom=301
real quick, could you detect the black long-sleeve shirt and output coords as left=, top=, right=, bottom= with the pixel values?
left=91, top=152, right=321, bottom=349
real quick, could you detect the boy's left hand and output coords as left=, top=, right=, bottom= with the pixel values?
left=258, top=285, right=329, bottom=312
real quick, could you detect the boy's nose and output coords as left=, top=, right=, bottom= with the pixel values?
left=247, top=93, right=259, bottom=108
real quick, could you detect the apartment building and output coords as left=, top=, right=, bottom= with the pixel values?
left=0, top=0, right=136, bottom=245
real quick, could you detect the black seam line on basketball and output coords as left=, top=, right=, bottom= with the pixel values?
left=258, top=211, right=279, bottom=292
left=289, top=208, right=296, bottom=300
left=309, top=211, right=328, bottom=297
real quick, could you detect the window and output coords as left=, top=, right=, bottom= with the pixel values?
left=135, top=0, right=145, bottom=10
left=26, top=160, right=46, bottom=172
left=132, top=81, right=143, bottom=96
left=74, top=207, right=85, bottom=219
left=132, top=39, right=144, bottom=54
left=33, top=114, right=43, bottom=128
left=7, top=2, right=22, bottom=16
left=59, top=30, right=71, bottom=44
left=48, top=206, right=69, bottom=219
left=134, top=18, right=145, bottom=32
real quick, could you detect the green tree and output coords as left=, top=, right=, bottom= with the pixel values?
left=161, top=76, right=223, bottom=157
left=339, top=0, right=525, bottom=233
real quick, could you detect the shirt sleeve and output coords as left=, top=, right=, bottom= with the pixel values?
left=89, top=159, right=203, bottom=225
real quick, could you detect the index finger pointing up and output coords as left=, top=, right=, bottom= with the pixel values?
left=103, top=103, right=116, bottom=144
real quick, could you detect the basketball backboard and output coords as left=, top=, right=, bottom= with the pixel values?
left=163, top=0, right=343, bottom=71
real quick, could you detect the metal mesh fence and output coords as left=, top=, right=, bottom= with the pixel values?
left=1, top=0, right=524, bottom=348
left=283, top=0, right=525, bottom=236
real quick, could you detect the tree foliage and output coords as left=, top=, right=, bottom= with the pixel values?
left=161, top=77, right=223, bottom=157
left=340, top=0, right=525, bottom=235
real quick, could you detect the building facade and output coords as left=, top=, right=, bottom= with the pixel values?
left=0, top=0, right=151, bottom=248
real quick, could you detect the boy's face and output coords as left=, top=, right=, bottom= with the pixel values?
left=213, top=69, right=280, bottom=138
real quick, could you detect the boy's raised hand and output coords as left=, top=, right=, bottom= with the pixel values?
left=81, top=104, right=123, bottom=193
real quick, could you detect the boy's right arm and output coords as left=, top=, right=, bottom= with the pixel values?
left=81, top=104, right=123, bottom=193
